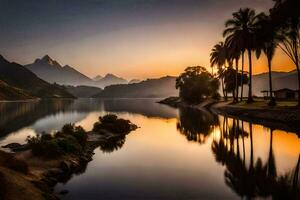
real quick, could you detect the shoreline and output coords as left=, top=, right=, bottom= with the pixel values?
left=0, top=126, right=137, bottom=199
left=158, top=97, right=300, bottom=136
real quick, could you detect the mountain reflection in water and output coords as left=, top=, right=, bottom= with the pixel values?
left=0, top=99, right=299, bottom=199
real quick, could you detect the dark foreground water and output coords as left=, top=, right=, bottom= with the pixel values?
left=0, top=99, right=299, bottom=199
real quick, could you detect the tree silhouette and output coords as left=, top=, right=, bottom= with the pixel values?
left=176, top=66, right=219, bottom=104
left=256, top=14, right=282, bottom=106
left=210, top=42, right=228, bottom=100
left=224, top=8, right=265, bottom=103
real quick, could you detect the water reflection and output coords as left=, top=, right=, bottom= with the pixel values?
left=0, top=100, right=73, bottom=138
left=212, top=116, right=300, bottom=199
left=0, top=99, right=299, bottom=199
left=177, top=107, right=218, bottom=144
left=99, top=135, right=126, bottom=153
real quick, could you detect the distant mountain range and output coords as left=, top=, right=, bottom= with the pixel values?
left=26, top=55, right=94, bottom=86
left=93, top=73, right=128, bottom=88
left=0, top=55, right=74, bottom=100
left=26, top=55, right=128, bottom=88
left=246, top=70, right=298, bottom=97
left=94, top=76, right=178, bottom=98
left=64, top=85, right=103, bottom=98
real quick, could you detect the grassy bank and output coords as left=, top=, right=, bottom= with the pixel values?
left=159, top=96, right=300, bottom=135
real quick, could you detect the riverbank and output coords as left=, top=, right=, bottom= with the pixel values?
left=0, top=115, right=137, bottom=200
left=158, top=97, right=300, bottom=135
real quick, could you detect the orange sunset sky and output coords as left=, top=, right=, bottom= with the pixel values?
left=0, top=0, right=295, bottom=79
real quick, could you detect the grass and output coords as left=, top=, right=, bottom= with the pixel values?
left=221, top=97, right=298, bottom=109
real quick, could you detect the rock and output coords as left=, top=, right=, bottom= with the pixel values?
left=59, top=189, right=69, bottom=195
left=2, top=143, right=28, bottom=152
left=44, top=168, right=64, bottom=177
left=60, top=161, right=71, bottom=172
left=2, top=142, right=22, bottom=148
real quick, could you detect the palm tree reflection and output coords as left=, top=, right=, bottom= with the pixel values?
left=212, top=116, right=300, bottom=199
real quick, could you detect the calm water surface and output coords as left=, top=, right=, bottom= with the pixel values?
left=0, top=99, right=299, bottom=199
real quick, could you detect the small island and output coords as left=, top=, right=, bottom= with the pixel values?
left=0, top=114, right=137, bottom=200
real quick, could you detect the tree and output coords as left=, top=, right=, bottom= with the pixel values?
left=224, top=8, right=265, bottom=103
left=224, top=30, right=244, bottom=103
left=223, top=67, right=248, bottom=98
left=270, top=0, right=300, bottom=105
left=210, top=42, right=227, bottom=100
left=255, top=14, right=281, bottom=106
left=176, top=66, right=219, bottom=104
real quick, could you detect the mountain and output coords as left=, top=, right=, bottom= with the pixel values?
left=0, top=55, right=74, bottom=99
left=94, top=73, right=128, bottom=88
left=0, top=80, right=35, bottom=100
left=93, top=75, right=103, bottom=81
left=129, top=79, right=141, bottom=84
left=242, top=70, right=298, bottom=97
left=26, top=55, right=93, bottom=86
left=94, top=76, right=178, bottom=98
left=64, top=85, right=103, bottom=98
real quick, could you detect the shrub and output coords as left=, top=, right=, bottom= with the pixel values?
left=26, top=124, right=88, bottom=158
left=27, top=135, right=62, bottom=158
left=93, top=114, right=136, bottom=134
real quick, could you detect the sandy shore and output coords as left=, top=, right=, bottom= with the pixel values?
left=0, top=131, right=133, bottom=200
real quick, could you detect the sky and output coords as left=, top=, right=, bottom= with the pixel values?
left=0, top=0, right=295, bottom=79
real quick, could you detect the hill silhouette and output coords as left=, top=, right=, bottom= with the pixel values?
left=0, top=55, right=74, bottom=99
left=94, top=76, right=178, bottom=98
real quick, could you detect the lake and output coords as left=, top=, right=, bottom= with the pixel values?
left=0, top=98, right=299, bottom=199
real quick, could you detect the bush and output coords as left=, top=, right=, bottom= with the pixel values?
left=26, top=124, right=88, bottom=158
left=27, top=135, right=62, bottom=158
left=93, top=114, right=136, bottom=134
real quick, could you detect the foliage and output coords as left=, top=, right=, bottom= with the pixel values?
left=175, top=66, right=220, bottom=104
left=224, top=67, right=248, bottom=93
left=26, top=124, right=87, bottom=158
left=93, top=114, right=136, bottom=134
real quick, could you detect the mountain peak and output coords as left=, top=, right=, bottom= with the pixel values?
left=0, top=54, right=9, bottom=64
left=104, top=73, right=119, bottom=79
left=42, top=54, right=51, bottom=61
left=34, top=55, right=61, bottom=67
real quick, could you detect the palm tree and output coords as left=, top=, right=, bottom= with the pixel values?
left=210, top=42, right=227, bottom=100
left=225, top=33, right=243, bottom=102
left=256, top=15, right=281, bottom=106
left=270, top=0, right=300, bottom=106
left=278, top=18, right=300, bottom=106
left=224, top=8, right=265, bottom=103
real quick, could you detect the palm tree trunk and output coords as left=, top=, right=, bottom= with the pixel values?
left=296, top=62, right=300, bottom=106
left=294, top=38, right=300, bottom=106
left=249, top=123, right=254, bottom=170
left=221, top=77, right=226, bottom=101
left=235, top=58, right=239, bottom=103
left=242, top=121, right=245, bottom=166
left=293, top=154, right=300, bottom=191
left=240, top=51, right=245, bottom=102
left=247, top=49, right=254, bottom=103
left=268, top=58, right=276, bottom=106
